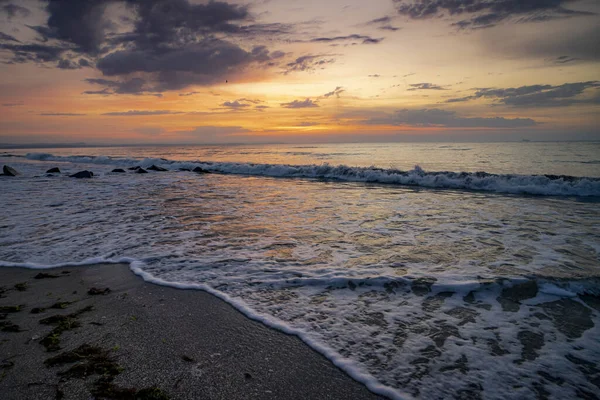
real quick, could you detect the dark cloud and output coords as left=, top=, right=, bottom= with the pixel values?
left=1, top=0, right=285, bottom=93
left=255, top=105, right=269, bottom=111
left=0, top=31, right=19, bottom=42
left=2, top=101, right=23, bottom=107
left=552, top=55, right=580, bottom=64
left=323, top=87, right=345, bottom=98
left=102, top=110, right=184, bottom=116
left=1, top=4, right=31, bottom=19
left=179, top=91, right=201, bottom=96
left=221, top=100, right=252, bottom=109
left=394, top=0, right=595, bottom=29
left=84, top=78, right=162, bottom=96
left=446, top=81, right=600, bottom=107
left=40, top=113, right=87, bottom=116
left=310, top=34, right=383, bottom=45
left=365, top=16, right=401, bottom=31
left=284, top=54, right=336, bottom=74
left=57, top=58, right=91, bottom=70
left=281, top=99, right=319, bottom=108
left=369, top=74, right=381, bottom=78
left=296, top=121, right=320, bottom=126
left=365, top=108, right=537, bottom=128
left=43, top=0, right=112, bottom=55
left=407, top=82, right=448, bottom=91
left=0, top=43, right=69, bottom=63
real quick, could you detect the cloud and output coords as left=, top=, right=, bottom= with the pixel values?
left=394, top=0, right=595, bottom=29
left=446, top=81, right=600, bottom=107
left=296, top=121, right=320, bottom=127
left=368, top=74, right=381, bottom=78
left=365, top=108, right=537, bottom=128
left=323, top=87, right=345, bottom=98
left=0, top=32, right=19, bottom=42
left=309, top=34, right=383, bottom=45
left=1, top=4, right=31, bottom=19
left=40, top=113, right=87, bottom=116
left=1, top=0, right=284, bottom=93
left=57, top=58, right=91, bottom=70
left=365, top=16, right=401, bottom=31
left=407, top=83, right=449, bottom=91
left=102, top=110, right=184, bottom=116
left=179, top=91, right=201, bottom=96
left=283, top=54, right=336, bottom=74
left=0, top=43, right=69, bottom=64
left=281, top=99, right=319, bottom=108
left=221, top=100, right=252, bottom=109
left=84, top=78, right=162, bottom=96
left=2, top=102, right=23, bottom=107
left=255, top=105, right=269, bottom=111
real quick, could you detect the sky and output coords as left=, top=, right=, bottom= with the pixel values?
left=0, top=0, right=598, bottom=145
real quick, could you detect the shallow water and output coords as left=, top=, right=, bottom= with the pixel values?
left=1, top=143, right=599, bottom=399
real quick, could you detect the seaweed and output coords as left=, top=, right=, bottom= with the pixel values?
left=0, top=305, right=22, bottom=313
left=35, top=273, right=60, bottom=279
left=0, top=321, right=22, bottom=332
left=14, top=282, right=27, bottom=291
left=39, top=306, right=94, bottom=351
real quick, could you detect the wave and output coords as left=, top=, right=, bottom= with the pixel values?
left=24, top=152, right=600, bottom=197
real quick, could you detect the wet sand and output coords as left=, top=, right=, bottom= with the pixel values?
left=0, top=264, right=384, bottom=400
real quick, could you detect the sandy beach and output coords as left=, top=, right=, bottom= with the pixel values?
left=0, top=264, right=384, bottom=400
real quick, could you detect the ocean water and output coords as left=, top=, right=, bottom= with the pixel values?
left=1, top=142, right=599, bottom=399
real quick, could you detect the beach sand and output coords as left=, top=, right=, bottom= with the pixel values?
left=0, top=264, right=384, bottom=400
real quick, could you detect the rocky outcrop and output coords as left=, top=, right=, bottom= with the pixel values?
left=69, top=171, right=94, bottom=178
left=193, top=167, right=211, bottom=174
left=3, top=165, right=20, bottom=176
left=128, top=166, right=141, bottom=171
left=46, top=167, right=61, bottom=173
left=135, top=168, right=148, bottom=174
left=147, top=165, right=168, bottom=171
left=111, top=169, right=126, bottom=173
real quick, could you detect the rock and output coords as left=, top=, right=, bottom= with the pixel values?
left=69, top=170, right=93, bottom=178
left=111, top=168, right=126, bottom=173
left=147, top=165, right=168, bottom=171
left=88, top=287, right=111, bottom=295
left=128, top=166, right=141, bottom=170
left=178, top=168, right=191, bottom=172
left=192, top=166, right=211, bottom=174
left=46, top=167, right=61, bottom=173
left=3, top=165, right=19, bottom=176
left=135, top=168, right=148, bottom=174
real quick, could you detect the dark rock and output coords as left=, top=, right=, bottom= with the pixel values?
left=3, top=165, right=19, bottom=176
left=128, top=166, right=141, bottom=170
left=46, top=167, right=61, bottom=173
left=34, top=272, right=60, bottom=279
left=111, top=168, right=126, bottom=173
left=69, top=170, right=93, bottom=179
left=148, top=165, right=168, bottom=171
left=135, top=168, right=148, bottom=174
left=411, top=277, right=437, bottom=296
left=88, top=287, right=111, bottom=295
left=192, top=166, right=211, bottom=174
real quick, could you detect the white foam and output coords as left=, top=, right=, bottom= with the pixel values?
left=21, top=152, right=600, bottom=197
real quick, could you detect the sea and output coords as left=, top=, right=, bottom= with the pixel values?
left=1, top=142, right=599, bottom=399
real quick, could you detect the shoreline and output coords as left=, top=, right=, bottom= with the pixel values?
left=0, top=264, right=385, bottom=400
